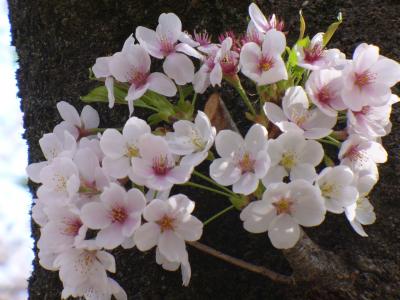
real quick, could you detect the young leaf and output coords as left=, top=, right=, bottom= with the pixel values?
left=298, top=10, right=306, bottom=41
left=323, top=12, right=343, bottom=47
left=80, top=85, right=127, bottom=105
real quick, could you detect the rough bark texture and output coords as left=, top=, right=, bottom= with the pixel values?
left=8, top=0, right=400, bottom=299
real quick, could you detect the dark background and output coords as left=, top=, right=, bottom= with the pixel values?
left=8, top=0, right=400, bottom=299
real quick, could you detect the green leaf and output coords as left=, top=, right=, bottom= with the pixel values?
left=80, top=85, right=127, bottom=105
left=147, top=112, right=171, bottom=125
left=298, top=10, right=306, bottom=41
left=323, top=12, right=343, bottom=47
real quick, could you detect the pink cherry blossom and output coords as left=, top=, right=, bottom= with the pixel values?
left=248, top=3, right=284, bottom=34
left=80, top=183, right=146, bottom=249
left=130, top=134, right=193, bottom=191
left=240, top=29, right=287, bottom=85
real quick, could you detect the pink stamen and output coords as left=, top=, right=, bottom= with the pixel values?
left=304, top=44, right=323, bottom=63
left=354, top=71, right=376, bottom=89
left=63, top=218, right=83, bottom=236
left=152, top=155, right=173, bottom=176
left=194, top=30, right=211, bottom=46
left=258, top=56, right=274, bottom=72
left=159, top=36, right=176, bottom=56
left=129, top=71, right=149, bottom=88
left=111, top=207, right=127, bottom=224
left=316, top=86, right=332, bottom=105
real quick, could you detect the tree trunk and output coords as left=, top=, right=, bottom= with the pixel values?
left=8, top=0, right=400, bottom=299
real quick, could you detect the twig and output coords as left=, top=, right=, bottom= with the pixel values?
left=188, top=241, right=295, bottom=285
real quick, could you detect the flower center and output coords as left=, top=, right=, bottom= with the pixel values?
left=317, top=86, right=332, bottom=105
left=194, top=30, right=211, bottom=46
left=191, top=130, right=206, bottom=151
left=259, top=56, right=274, bottom=72
left=152, top=155, right=173, bottom=176
left=157, top=215, right=175, bottom=232
left=354, top=71, right=375, bottom=89
left=54, top=174, right=67, bottom=192
left=273, top=197, right=293, bottom=215
left=129, top=71, right=149, bottom=88
left=111, top=207, right=127, bottom=224
left=220, top=54, right=237, bottom=75
left=304, top=44, right=323, bottom=63
left=238, top=152, right=255, bottom=173
left=126, top=145, right=139, bottom=158
left=280, top=152, right=296, bottom=170
left=320, top=183, right=334, bottom=197
left=159, top=36, right=176, bottom=56
left=63, top=217, right=83, bottom=236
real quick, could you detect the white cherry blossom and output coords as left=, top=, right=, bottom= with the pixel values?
left=305, top=69, right=347, bottom=117
left=130, top=134, right=193, bottom=191
left=134, top=194, right=203, bottom=262
left=262, top=131, right=324, bottom=186
left=341, top=43, right=400, bottom=111
left=135, top=13, right=202, bottom=85
left=248, top=3, right=284, bottom=34
left=156, top=247, right=191, bottom=286
left=100, top=116, right=150, bottom=179
left=240, top=180, right=326, bottom=249
left=166, top=111, right=216, bottom=166
left=315, top=166, right=358, bottom=213
left=81, top=183, right=146, bottom=249
left=209, top=124, right=270, bottom=195
left=263, top=86, right=336, bottom=139
left=53, top=101, right=100, bottom=140
left=240, top=29, right=287, bottom=85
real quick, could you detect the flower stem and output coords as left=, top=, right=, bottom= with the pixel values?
left=234, top=82, right=257, bottom=116
left=203, top=205, right=235, bottom=226
left=188, top=241, right=295, bottom=285
left=192, top=92, right=197, bottom=107
left=182, top=182, right=232, bottom=198
left=193, top=170, right=234, bottom=195
left=178, top=85, right=185, bottom=106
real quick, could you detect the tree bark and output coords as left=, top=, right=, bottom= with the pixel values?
left=8, top=0, right=400, bottom=299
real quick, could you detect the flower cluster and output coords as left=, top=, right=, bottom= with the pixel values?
left=27, top=3, right=400, bottom=299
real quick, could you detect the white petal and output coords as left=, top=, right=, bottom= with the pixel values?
left=209, top=158, right=241, bottom=186
left=232, top=173, right=259, bottom=195
left=157, top=13, right=182, bottom=43
left=268, top=214, right=300, bottom=249
left=244, top=124, right=268, bottom=155
left=174, top=216, right=203, bottom=241
left=102, top=156, right=131, bottom=179
left=81, top=202, right=111, bottom=229
left=143, top=199, right=168, bottom=222
left=248, top=3, right=268, bottom=33
left=92, top=56, right=111, bottom=78
left=215, top=130, right=243, bottom=158
left=81, top=105, right=100, bottom=129
left=163, top=53, right=194, bottom=85
left=158, top=230, right=187, bottom=262
left=148, top=72, right=177, bottom=97
left=57, top=101, right=81, bottom=127
left=135, top=26, right=163, bottom=59
left=210, top=63, right=223, bottom=86
left=134, top=222, right=161, bottom=251
left=262, top=29, right=286, bottom=55
left=96, top=225, right=124, bottom=249
left=290, top=163, right=317, bottom=182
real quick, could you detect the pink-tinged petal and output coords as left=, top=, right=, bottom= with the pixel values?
left=215, top=130, right=243, bottom=158
left=126, top=82, right=149, bottom=101
left=244, top=124, right=268, bottom=154
left=240, top=200, right=276, bottom=233
left=268, top=214, right=300, bottom=249
left=168, top=164, right=193, bottom=184
left=254, top=150, right=271, bottom=178
left=353, top=44, right=379, bottom=72
left=147, top=176, right=174, bottom=191
left=263, top=102, right=287, bottom=127
left=158, top=230, right=186, bottom=262
left=147, top=72, right=177, bottom=97
left=143, top=199, right=168, bottom=221
left=248, top=3, right=268, bottom=33
left=102, top=156, right=131, bottom=179
left=163, top=53, right=194, bottom=85
left=108, top=278, right=128, bottom=300
left=127, top=44, right=151, bottom=74
left=57, top=101, right=81, bottom=127
left=123, top=117, right=151, bottom=144
left=135, top=26, right=163, bottom=59
left=174, top=216, right=203, bottom=241
left=176, top=43, right=203, bottom=60
left=121, top=34, right=135, bottom=54
left=262, top=165, right=287, bottom=187
left=262, top=29, right=286, bottom=55
left=92, top=56, right=111, bottom=78
left=169, top=194, right=195, bottom=215
left=53, top=121, right=79, bottom=140
left=209, top=63, right=223, bottom=86
left=105, top=76, right=115, bottom=108
left=157, top=13, right=182, bottom=43
left=121, top=216, right=141, bottom=237
left=101, top=183, right=126, bottom=207
left=67, top=174, right=80, bottom=197
left=81, top=202, right=111, bottom=229
left=131, top=157, right=154, bottom=179
left=373, top=57, right=400, bottom=87
left=367, top=142, right=387, bottom=163
left=349, top=220, right=368, bottom=237
left=96, top=250, right=116, bottom=273
left=290, top=163, right=317, bottom=182
left=193, top=65, right=211, bottom=94
left=126, top=188, right=146, bottom=213
left=100, top=129, right=126, bottom=159
left=109, top=52, right=134, bottom=83
left=134, top=222, right=161, bottom=251
left=96, top=224, right=124, bottom=249
left=259, top=57, right=287, bottom=84
left=240, top=42, right=262, bottom=73
left=209, top=158, right=241, bottom=186
left=74, top=148, right=98, bottom=182
left=303, top=128, right=332, bottom=139
left=26, top=161, right=48, bottom=183
left=138, top=134, right=170, bottom=161
left=233, top=173, right=259, bottom=195
left=282, top=86, right=309, bottom=116
left=39, top=133, right=63, bottom=160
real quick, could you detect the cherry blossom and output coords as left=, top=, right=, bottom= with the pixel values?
left=109, top=43, right=177, bottom=106
left=210, top=124, right=270, bottom=195
left=100, top=117, right=150, bottom=179
left=240, top=29, right=288, bottom=85
left=262, top=131, right=324, bottom=186
left=248, top=3, right=284, bottom=34
left=315, top=166, right=358, bottom=213
left=53, top=101, right=100, bottom=140
left=156, top=247, right=191, bottom=286
left=240, top=180, right=326, bottom=249
left=338, top=134, right=387, bottom=174
left=81, top=183, right=146, bottom=249
left=341, top=43, right=400, bottom=111
left=305, top=69, right=347, bottom=117
left=166, top=111, right=216, bottom=166
left=134, top=194, right=203, bottom=262
left=209, top=37, right=239, bottom=86
left=295, top=33, right=345, bottom=70
left=263, top=86, right=336, bottom=139
left=130, top=134, right=193, bottom=191
left=192, top=44, right=219, bottom=93
left=135, top=13, right=202, bottom=85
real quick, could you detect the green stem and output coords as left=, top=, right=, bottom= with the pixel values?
left=182, top=182, right=232, bottom=198
left=193, top=170, right=234, bottom=195
left=234, top=82, right=256, bottom=115
left=177, top=85, right=185, bottom=106
left=203, top=205, right=235, bottom=226
left=325, top=135, right=342, bottom=146
left=192, top=92, right=198, bottom=107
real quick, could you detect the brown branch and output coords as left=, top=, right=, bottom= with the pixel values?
left=188, top=241, right=295, bottom=285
